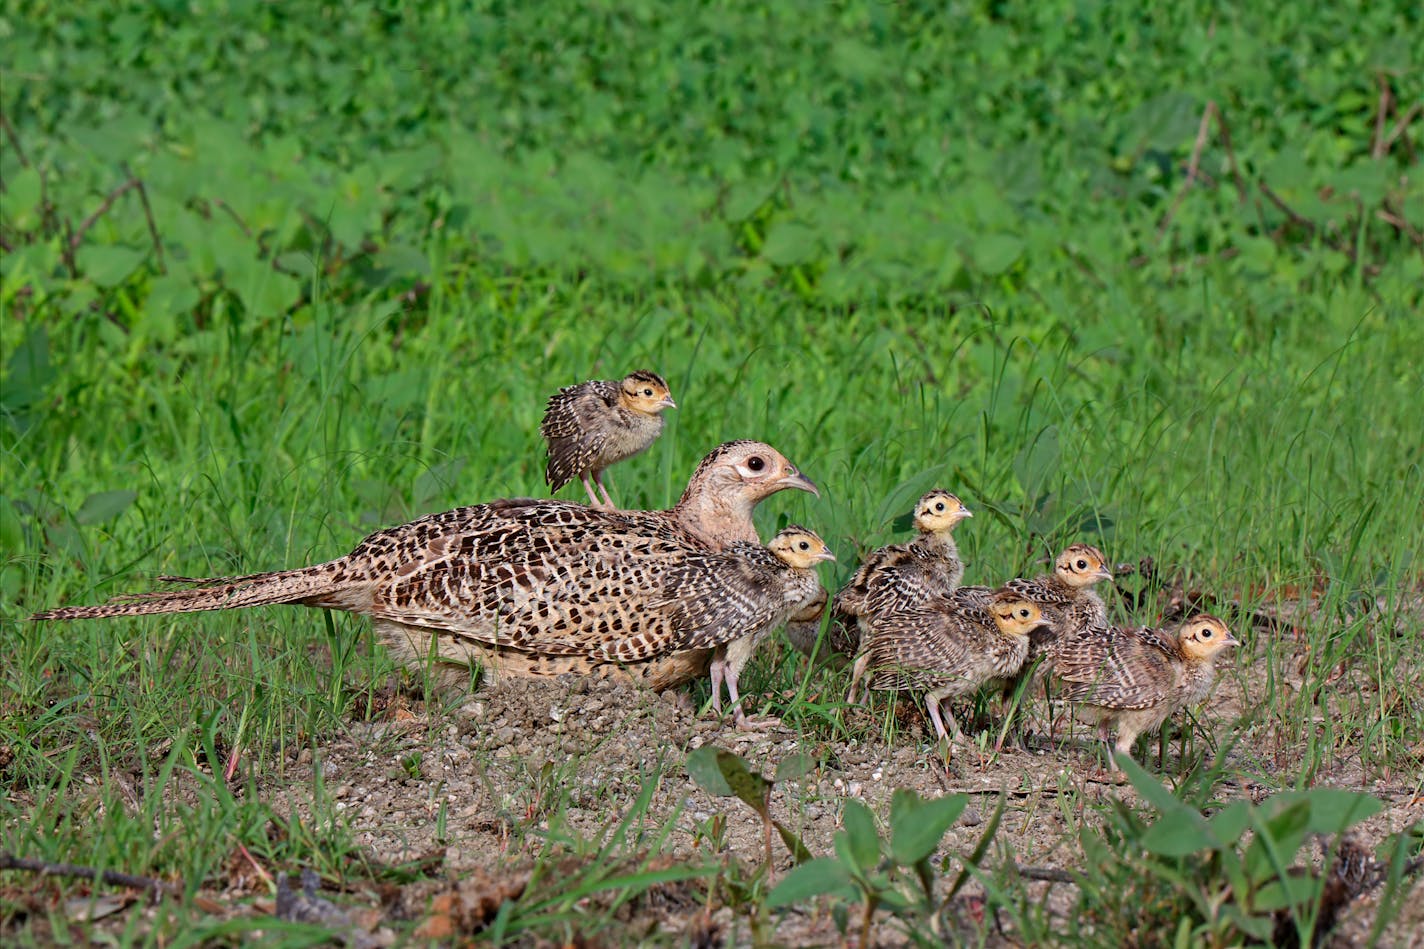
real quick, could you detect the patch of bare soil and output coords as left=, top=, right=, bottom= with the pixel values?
left=243, top=631, right=1420, bottom=946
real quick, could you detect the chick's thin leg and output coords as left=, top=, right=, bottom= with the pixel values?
left=594, top=471, right=616, bottom=510
left=846, top=651, right=872, bottom=705
left=580, top=474, right=603, bottom=508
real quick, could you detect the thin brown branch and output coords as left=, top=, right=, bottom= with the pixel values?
left=1382, top=103, right=1421, bottom=157
left=1210, top=104, right=1248, bottom=205
left=70, top=178, right=141, bottom=251
left=1, top=851, right=181, bottom=895
left=213, top=198, right=253, bottom=239
left=1258, top=180, right=1358, bottom=261
left=133, top=177, right=167, bottom=274
left=0, top=110, right=29, bottom=167
left=1372, top=72, right=1394, bottom=160
left=61, top=216, right=79, bottom=278
left=1376, top=204, right=1423, bottom=246
left=1156, top=101, right=1218, bottom=241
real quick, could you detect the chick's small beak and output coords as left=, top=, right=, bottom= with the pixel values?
left=781, top=468, right=819, bottom=498
left=957, top=508, right=974, bottom=520
left=816, top=549, right=837, bottom=563
left=659, top=396, right=678, bottom=410
left=1094, top=566, right=1114, bottom=582
left=1222, top=631, right=1241, bottom=647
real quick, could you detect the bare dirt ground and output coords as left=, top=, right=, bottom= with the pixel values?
left=235, top=616, right=1422, bottom=947
left=8, top=603, right=1422, bottom=946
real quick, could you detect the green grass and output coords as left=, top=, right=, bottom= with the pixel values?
left=3, top=0, right=1422, bottom=943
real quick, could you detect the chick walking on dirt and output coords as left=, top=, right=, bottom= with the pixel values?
left=699, top=525, right=836, bottom=727
left=863, top=592, right=1052, bottom=748
left=1051, top=615, right=1238, bottom=770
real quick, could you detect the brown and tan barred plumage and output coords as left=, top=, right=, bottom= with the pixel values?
left=541, top=370, right=676, bottom=509
left=696, top=525, right=835, bottom=726
left=1050, top=614, right=1237, bottom=769
left=824, top=490, right=973, bottom=665
left=954, top=543, right=1113, bottom=678
left=30, top=441, right=819, bottom=694
left=863, top=591, right=1051, bottom=744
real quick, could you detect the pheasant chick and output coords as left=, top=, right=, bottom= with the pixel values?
left=541, top=370, right=676, bottom=509
left=866, top=592, right=1049, bottom=746
left=1053, top=614, right=1238, bottom=770
left=711, top=525, right=835, bottom=727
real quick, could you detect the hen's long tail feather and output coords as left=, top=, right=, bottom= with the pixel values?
left=29, top=563, right=351, bottom=621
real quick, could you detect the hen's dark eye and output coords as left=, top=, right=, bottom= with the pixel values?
left=747, top=456, right=765, bottom=471
left=1075, top=559, right=1087, bottom=570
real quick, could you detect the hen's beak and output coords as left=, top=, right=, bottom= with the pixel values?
left=780, top=467, right=819, bottom=498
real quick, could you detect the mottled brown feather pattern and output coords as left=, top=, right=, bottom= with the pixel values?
left=863, top=593, right=1050, bottom=742
left=1051, top=614, right=1238, bottom=765
left=541, top=370, right=674, bottom=506
left=825, top=490, right=971, bottom=658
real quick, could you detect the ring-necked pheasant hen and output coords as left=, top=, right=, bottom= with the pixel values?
left=31, top=441, right=818, bottom=696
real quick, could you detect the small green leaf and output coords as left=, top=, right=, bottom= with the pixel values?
left=762, top=221, right=819, bottom=266
left=1118, top=757, right=1198, bottom=819
left=1207, top=800, right=1252, bottom=843
left=685, top=747, right=733, bottom=797
left=1280, top=789, right=1384, bottom=835
left=968, top=233, right=1024, bottom=276
left=890, top=793, right=967, bottom=865
left=766, top=857, right=857, bottom=908
left=1141, top=813, right=1218, bottom=857
left=688, top=748, right=772, bottom=817
left=773, top=818, right=814, bottom=865
left=840, top=800, right=880, bottom=872
left=774, top=753, right=815, bottom=783
left=1252, top=873, right=1318, bottom=913
left=77, top=245, right=147, bottom=287
left=75, top=490, right=138, bottom=526
left=889, top=788, right=920, bottom=831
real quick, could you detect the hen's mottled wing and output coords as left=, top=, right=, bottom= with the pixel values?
left=541, top=380, right=620, bottom=488
left=365, top=501, right=717, bottom=659
left=1053, top=625, right=1178, bottom=710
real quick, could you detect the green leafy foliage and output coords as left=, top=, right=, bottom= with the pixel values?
left=0, top=0, right=1420, bottom=943
left=1062, top=759, right=1391, bottom=946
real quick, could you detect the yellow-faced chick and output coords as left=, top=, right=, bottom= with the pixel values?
left=865, top=590, right=1048, bottom=746
left=697, top=525, right=835, bottom=727
left=827, top=490, right=973, bottom=680
left=1052, top=614, right=1239, bottom=770
left=541, top=370, right=676, bottom=509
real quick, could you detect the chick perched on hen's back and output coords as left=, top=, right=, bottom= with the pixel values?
left=1052, top=614, right=1238, bottom=770
left=541, top=370, right=676, bottom=509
